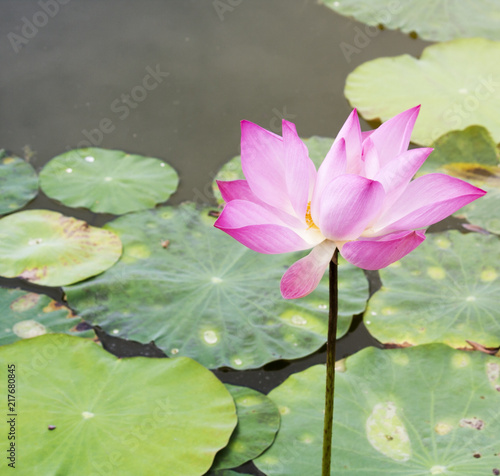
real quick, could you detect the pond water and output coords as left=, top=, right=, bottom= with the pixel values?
left=1, top=1, right=446, bottom=474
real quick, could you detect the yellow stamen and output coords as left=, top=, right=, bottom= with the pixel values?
left=305, top=201, right=319, bottom=230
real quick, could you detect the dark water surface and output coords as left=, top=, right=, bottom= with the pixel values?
left=1, top=1, right=432, bottom=474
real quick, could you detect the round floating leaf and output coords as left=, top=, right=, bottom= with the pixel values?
left=0, top=210, right=122, bottom=286
left=0, top=151, right=38, bottom=215
left=345, top=38, right=500, bottom=145
left=64, top=203, right=368, bottom=369
left=321, top=0, right=500, bottom=42
left=0, top=334, right=236, bottom=476
left=211, top=384, right=280, bottom=471
left=0, top=287, right=93, bottom=345
left=40, top=147, right=179, bottom=214
left=255, top=345, right=500, bottom=475
left=365, top=232, right=500, bottom=348
left=212, top=136, right=334, bottom=205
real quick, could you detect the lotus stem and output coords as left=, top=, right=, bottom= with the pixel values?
left=321, top=248, right=339, bottom=476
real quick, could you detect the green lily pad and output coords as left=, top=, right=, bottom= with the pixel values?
left=64, top=203, right=368, bottom=369
left=40, top=147, right=179, bottom=214
left=0, top=288, right=93, bottom=345
left=0, top=334, right=236, bottom=476
left=254, top=345, right=500, bottom=475
left=211, top=384, right=280, bottom=471
left=365, top=231, right=500, bottom=348
left=0, top=210, right=122, bottom=286
left=321, top=0, right=500, bottom=42
left=0, top=151, right=38, bottom=215
left=345, top=38, right=500, bottom=145
left=212, top=136, right=335, bottom=205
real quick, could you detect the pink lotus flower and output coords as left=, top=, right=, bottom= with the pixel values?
left=214, top=107, right=486, bottom=299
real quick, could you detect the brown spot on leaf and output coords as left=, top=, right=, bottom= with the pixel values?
left=444, top=163, right=500, bottom=184
left=469, top=167, right=494, bottom=177
left=493, top=469, right=499, bottom=476
left=384, top=342, right=412, bottom=349
left=43, top=301, right=64, bottom=313
left=70, top=321, right=92, bottom=332
left=473, top=453, right=481, bottom=458
left=161, top=240, right=170, bottom=249
left=10, top=293, right=40, bottom=312
left=18, top=269, right=36, bottom=282
left=459, top=417, right=484, bottom=430
left=43, top=300, right=76, bottom=319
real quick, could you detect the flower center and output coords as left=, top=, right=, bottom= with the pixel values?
left=305, top=202, right=319, bottom=230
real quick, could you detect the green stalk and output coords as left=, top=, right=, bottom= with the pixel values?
left=321, top=249, right=339, bottom=476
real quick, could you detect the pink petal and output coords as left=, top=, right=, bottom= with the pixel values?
left=282, top=120, right=316, bottom=218
left=280, top=240, right=337, bottom=299
left=314, top=175, right=385, bottom=241
left=215, top=199, right=287, bottom=227
left=215, top=200, right=311, bottom=254
left=217, top=179, right=261, bottom=203
left=375, top=174, right=487, bottom=234
left=361, top=130, right=374, bottom=141
left=336, top=109, right=363, bottom=174
left=374, top=147, right=433, bottom=210
left=217, top=180, right=304, bottom=228
left=313, top=138, right=347, bottom=207
left=341, top=230, right=426, bottom=270
left=240, top=121, right=292, bottom=213
left=362, top=137, right=380, bottom=179
left=367, top=106, right=420, bottom=167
